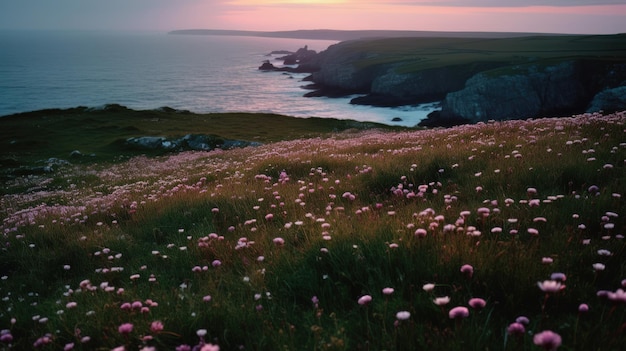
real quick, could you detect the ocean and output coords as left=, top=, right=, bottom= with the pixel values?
left=0, top=31, right=437, bottom=127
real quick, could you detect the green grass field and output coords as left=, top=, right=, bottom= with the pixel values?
left=1, top=109, right=625, bottom=350
left=337, top=34, right=626, bottom=73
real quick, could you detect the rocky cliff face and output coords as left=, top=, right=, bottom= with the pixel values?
left=435, top=61, right=626, bottom=124
left=296, top=37, right=626, bottom=126
left=307, top=41, right=380, bottom=93
left=306, top=41, right=497, bottom=105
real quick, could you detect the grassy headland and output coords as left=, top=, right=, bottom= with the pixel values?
left=0, top=105, right=401, bottom=189
left=0, top=109, right=625, bottom=350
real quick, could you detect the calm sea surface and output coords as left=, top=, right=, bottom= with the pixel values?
left=0, top=31, right=437, bottom=126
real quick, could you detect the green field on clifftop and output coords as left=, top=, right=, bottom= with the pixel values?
left=341, top=34, right=626, bottom=73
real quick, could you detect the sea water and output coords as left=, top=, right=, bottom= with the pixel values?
left=0, top=30, right=438, bottom=127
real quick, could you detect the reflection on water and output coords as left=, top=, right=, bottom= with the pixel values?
left=0, top=31, right=439, bottom=126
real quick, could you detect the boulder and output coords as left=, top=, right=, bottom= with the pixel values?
left=587, top=86, right=626, bottom=113
left=437, top=61, right=589, bottom=123
left=124, top=135, right=261, bottom=152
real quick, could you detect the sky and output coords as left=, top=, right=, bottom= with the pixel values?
left=1, top=0, right=625, bottom=35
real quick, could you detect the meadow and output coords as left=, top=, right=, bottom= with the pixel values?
left=337, top=34, right=626, bottom=74
left=1, top=110, right=625, bottom=350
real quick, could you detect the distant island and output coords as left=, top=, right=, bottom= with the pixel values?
left=169, top=29, right=560, bottom=41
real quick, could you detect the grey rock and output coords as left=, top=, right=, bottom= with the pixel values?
left=587, top=86, right=626, bottom=113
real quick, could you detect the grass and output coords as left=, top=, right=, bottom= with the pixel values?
left=0, top=110, right=625, bottom=350
left=335, top=34, right=626, bottom=74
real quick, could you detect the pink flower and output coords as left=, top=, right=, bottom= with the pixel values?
left=382, top=287, right=395, bottom=295
left=414, top=228, right=427, bottom=238
left=357, top=295, right=372, bottom=305
left=550, top=273, right=566, bottom=281
left=448, top=306, right=469, bottom=319
left=607, top=288, right=626, bottom=303
left=533, top=330, right=562, bottom=350
left=433, top=296, right=450, bottom=306
left=273, top=237, right=285, bottom=246
left=1, top=330, right=13, bottom=343
left=396, top=311, right=411, bottom=320
left=460, top=264, right=474, bottom=278
left=537, top=280, right=565, bottom=293
left=507, top=322, right=525, bottom=336
left=468, top=298, right=486, bottom=309
left=211, top=260, right=221, bottom=267
left=118, top=323, right=133, bottom=334
left=578, top=303, right=589, bottom=312
left=200, top=344, right=220, bottom=351
left=150, top=321, right=164, bottom=333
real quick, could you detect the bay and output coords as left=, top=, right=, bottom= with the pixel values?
left=0, top=31, right=436, bottom=126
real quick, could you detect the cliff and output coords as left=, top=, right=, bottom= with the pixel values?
left=297, top=35, right=626, bottom=126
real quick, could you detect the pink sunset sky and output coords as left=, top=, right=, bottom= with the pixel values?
left=1, top=0, right=625, bottom=34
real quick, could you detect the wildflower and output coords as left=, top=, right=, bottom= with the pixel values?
left=414, top=228, right=427, bottom=238
left=468, top=298, right=486, bottom=309
left=357, top=295, right=372, bottom=305
left=150, top=321, right=164, bottom=333
left=460, top=264, right=474, bottom=278
left=273, top=237, right=285, bottom=246
left=607, top=289, right=626, bottom=303
left=212, top=260, right=221, bottom=267
left=396, top=311, right=411, bottom=320
left=118, top=323, right=133, bottom=334
left=507, top=322, right=525, bottom=336
left=448, top=306, right=469, bottom=319
left=433, top=296, right=450, bottom=306
left=200, top=344, right=220, bottom=351
left=533, top=330, right=562, bottom=350
left=422, top=283, right=435, bottom=292
left=1, top=330, right=13, bottom=343
left=592, top=263, right=605, bottom=271
left=203, top=295, right=212, bottom=302
left=550, top=273, right=566, bottom=281
left=382, top=287, right=395, bottom=295
left=542, top=257, right=554, bottom=264
left=537, top=280, right=565, bottom=293
left=578, top=303, right=589, bottom=312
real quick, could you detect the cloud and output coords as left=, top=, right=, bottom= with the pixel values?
left=387, top=0, right=626, bottom=6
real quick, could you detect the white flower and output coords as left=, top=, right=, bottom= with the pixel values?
left=433, top=296, right=450, bottom=306
left=537, top=280, right=565, bottom=293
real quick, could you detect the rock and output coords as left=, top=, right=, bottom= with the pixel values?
left=587, top=86, right=626, bottom=113
left=124, top=135, right=261, bottom=153
left=69, top=150, right=83, bottom=158
left=259, top=60, right=277, bottom=71
left=391, top=117, right=403, bottom=122
left=125, top=136, right=177, bottom=150
left=437, top=61, right=590, bottom=123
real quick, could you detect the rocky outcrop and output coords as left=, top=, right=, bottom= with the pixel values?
left=259, top=46, right=320, bottom=73
left=124, top=134, right=261, bottom=152
left=587, top=86, right=626, bottom=113
left=429, top=61, right=626, bottom=125
left=262, top=37, right=626, bottom=126
left=352, top=62, right=502, bottom=106
left=304, top=41, right=504, bottom=106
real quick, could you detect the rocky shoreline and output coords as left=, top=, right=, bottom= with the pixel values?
left=261, top=35, right=626, bottom=127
